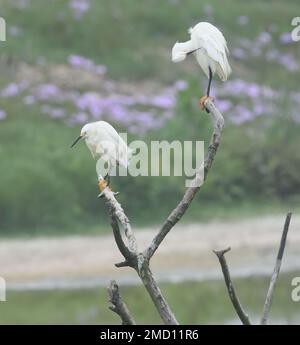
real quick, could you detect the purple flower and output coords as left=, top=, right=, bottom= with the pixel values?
left=110, top=105, right=129, bottom=122
left=237, top=16, right=249, bottom=26
left=232, top=47, right=246, bottom=60
left=0, top=109, right=7, bottom=120
left=70, top=112, right=88, bottom=124
left=150, top=94, right=176, bottom=109
left=69, top=0, right=90, bottom=19
left=231, top=106, right=254, bottom=124
left=253, top=104, right=265, bottom=116
left=1, top=83, right=20, bottom=97
left=216, top=99, right=232, bottom=113
left=9, top=26, right=23, bottom=37
left=246, top=84, right=260, bottom=98
left=68, top=54, right=93, bottom=69
left=261, top=86, right=277, bottom=99
left=174, top=80, right=188, bottom=91
left=257, top=32, right=272, bottom=45
left=131, top=111, right=161, bottom=132
left=35, top=84, right=61, bottom=101
left=94, top=65, right=107, bottom=75
left=221, top=79, right=256, bottom=98
left=278, top=54, right=298, bottom=71
left=41, top=106, right=65, bottom=119
left=49, top=108, right=66, bottom=119
left=75, top=92, right=104, bottom=118
left=279, top=32, right=293, bottom=45
left=68, top=54, right=107, bottom=75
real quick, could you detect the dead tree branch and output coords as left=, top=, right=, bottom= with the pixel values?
left=260, top=212, right=292, bottom=325
left=102, top=99, right=224, bottom=325
left=100, top=188, right=138, bottom=255
left=104, top=177, right=179, bottom=325
left=213, top=247, right=251, bottom=325
left=145, top=100, right=224, bottom=260
left=108, top=280, right=136, bottom=325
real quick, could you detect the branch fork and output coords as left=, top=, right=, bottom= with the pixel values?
left=100, top=99, right=225, bottom=325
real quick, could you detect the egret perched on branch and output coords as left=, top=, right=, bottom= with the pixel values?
left=71, top=121, right=132, bottom=193
left=172, top=22, right=231, bottom=109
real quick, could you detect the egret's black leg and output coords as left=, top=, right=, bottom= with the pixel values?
left=206, top=67, right=213, bottom=97
left=106, top=174, right=111, bottom=186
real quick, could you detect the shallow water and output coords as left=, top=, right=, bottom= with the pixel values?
left=1, top=272, right=300, bottom=325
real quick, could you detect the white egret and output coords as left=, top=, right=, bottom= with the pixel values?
left=172, top=22, right=231, bottom=109
left=71, top=121, right=132, bottom=192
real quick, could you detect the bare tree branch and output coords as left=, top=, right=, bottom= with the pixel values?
left=101, top=187, right=138, bottom=255
left=108, top=280, right=136, bottom=325
left=107, top=204, right=135, bottom=267
left=138, top=259, right=178, bottom=325
left=145, top=100, right=224, bottom=260
left=101, top=99, right=225, bottom=325
left=260, top=212, right=292, bottom=325
left=104, top=194, right=179, bottom=324
left=213, top=247, right=251, bottom=325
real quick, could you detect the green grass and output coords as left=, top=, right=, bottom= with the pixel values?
left=1, top=272, right=299, bottom=324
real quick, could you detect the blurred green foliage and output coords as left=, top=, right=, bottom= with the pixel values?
left=0, top=0, right=299, bottom=234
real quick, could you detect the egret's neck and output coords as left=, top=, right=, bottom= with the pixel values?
left=177, top=40, right=195, bottom=53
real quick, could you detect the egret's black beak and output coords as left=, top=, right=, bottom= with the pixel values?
left=70, top=135, right=82, bottom=148
left=187, top=48, right=201, bottom=55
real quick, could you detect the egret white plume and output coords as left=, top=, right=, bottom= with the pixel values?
left=71, top=121, right=132, bottom=182
left=172, top=22, right=231, bottom=108
left=172, top=22, right=231, bottom=81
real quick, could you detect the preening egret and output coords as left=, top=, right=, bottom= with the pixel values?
left=172, top=22, right=231, bottom=109
left=71, top=121, right=132, bottom=192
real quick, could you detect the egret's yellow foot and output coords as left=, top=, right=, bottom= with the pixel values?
left=199, top=96, right=214, bottom=110
left=98, top=179, right=109, bottom=192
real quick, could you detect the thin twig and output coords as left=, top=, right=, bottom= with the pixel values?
left=260, top=212, right=292, bottom=325
left=145, top=100, right=224, bottom=260
left=213, top=247, right=251, bottom=325
left=108, top=280, right=136, bottom=325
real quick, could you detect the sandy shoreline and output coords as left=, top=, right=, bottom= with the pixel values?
left=1, top=215, right=299, bottom=289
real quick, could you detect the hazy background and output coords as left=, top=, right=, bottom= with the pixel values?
left=0, top=0, right=299, bottom=324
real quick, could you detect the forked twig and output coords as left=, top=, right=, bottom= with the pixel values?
left=213, top=247, right=251, bottom=325
left=108, top=280, right=136, bottom=325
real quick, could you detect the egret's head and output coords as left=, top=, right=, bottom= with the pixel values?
left=80, top=123, right=93, bottom=138
left=70, top=123, right=92, bottom=148
left=172, top=42, right=188, bottom=63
